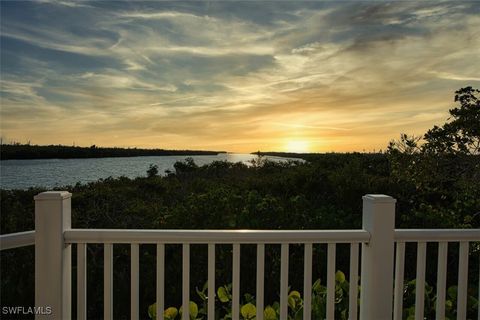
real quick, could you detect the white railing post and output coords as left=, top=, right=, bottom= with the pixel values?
left=360, top=194, right=396, bottom=320
left=35, top=191, right=72, bottom=319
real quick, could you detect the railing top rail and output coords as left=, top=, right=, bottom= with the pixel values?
left=0, top=230, right=35, bottom=251
left=64, top=229, right=371, bottom=244
left=394, top=229, right=480, bottom=242
left=2, top=228, right=478, bottom=248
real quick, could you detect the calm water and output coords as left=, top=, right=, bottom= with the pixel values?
left=0, top=154, right=297, bottom=190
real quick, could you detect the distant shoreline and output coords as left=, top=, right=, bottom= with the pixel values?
left=0, top=144, right=225, bottom=160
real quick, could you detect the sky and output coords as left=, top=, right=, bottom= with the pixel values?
left=1, top=1, right=479, bottom=153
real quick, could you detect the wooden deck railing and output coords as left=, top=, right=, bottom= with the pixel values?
left=0, top=192, right=478, bottom=320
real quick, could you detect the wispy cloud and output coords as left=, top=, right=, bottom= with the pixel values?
left=1, top=1, right=479, bottom=151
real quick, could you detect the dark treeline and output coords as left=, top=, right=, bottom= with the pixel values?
left=0, top=143, right=224, bottom=160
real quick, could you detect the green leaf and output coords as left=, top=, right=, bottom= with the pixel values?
left=289, top=290, right=301, bottom=300
left=196, top=287, right=207, bottom=301
left=241, top=303, right=256, bottom=320
left=179, top=302, right=198, bottom=320
left=288, top=296, right=296, bottom=309
left=447, top=286, right=457, bottom=300
left=445, top=299, right=453, bottom=310
left=244, top=293, right=254, bottom=303
left=264, top=306, right=277, bottom=320
left=190, top=302, right=198, bottom=320
left=294, top=307, right=303, bottom=320
left=148, top=303, right=157, bottom=319
left=272, top=302, right=280, bottom=313
left=312, top=279, right=321, bottom=292
left=335, top=271, right=346, bottom=283
left=218, top=286, right=230, bottom=303
left=164, top=307, right=179, bottom=320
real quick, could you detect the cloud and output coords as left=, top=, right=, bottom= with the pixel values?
left=37, top=0, right=93, bottom=8
left=1, top=1, right=479, bottom=151
left=79, top=72, right=177, bottom=92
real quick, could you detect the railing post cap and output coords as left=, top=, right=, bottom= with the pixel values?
left=34, top=191, right=72, bottom=201
left=362, top=194, right=396, bottom=203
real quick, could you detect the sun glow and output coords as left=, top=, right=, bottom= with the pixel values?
left=285, top=140, right=310, bottom=153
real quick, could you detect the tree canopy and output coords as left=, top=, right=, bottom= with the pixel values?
left=389, top=86, right=480, bottom=155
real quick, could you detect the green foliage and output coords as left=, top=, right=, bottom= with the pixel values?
left=387, top=88, right=480, bottom=228
left=240, top=303, right=256, bottom=320
left=423, top=87, right=480, bottom=155
left=148, top=273, right=479, bottom=320
left=402, top=280, right=479, bottom=320
left=263, top=306, right=276, bottom=320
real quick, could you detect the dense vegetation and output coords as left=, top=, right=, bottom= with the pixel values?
left=0, top=144, right=224, bottom=160
left=1, top=87, right=479, bottom=319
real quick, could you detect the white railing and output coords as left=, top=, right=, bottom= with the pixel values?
left=392, top=230, right=479, bottom=320
left=0, top=230, right=35, bottom=250
left=0, top=191, right=479, bottom=320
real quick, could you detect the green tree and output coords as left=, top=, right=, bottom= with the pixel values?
left=423, top=86, right=480, bottom=155
left=387, top=87, right=480, bottom=228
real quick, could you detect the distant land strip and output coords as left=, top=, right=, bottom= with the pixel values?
left=0, top=144, right=225, bottom=160
left=253, top=151, right=387, bottom=162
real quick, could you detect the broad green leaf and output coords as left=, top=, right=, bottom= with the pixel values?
left=447, top=286, right=457, bottom=300
left=218, top=286, right=230, bottom=303
left=289, top=290, right=301, bottom=300
left=164, top=307, right=179, bottom=320
left=241, top=303, right=256, bottom=319
left=190, top=302, right=198, bottom=320
left=264, top=306, right=277, bottom=320
left=148, top=303, right=156, bottom=319
left=288, top=296, right=296, bottom=309
left=335, top=271, right=346, bottom=283
left=179, top=302, right=198, bottom=320
left=272, top=302, right=280, bottom=313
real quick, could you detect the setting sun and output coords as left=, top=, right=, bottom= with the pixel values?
left=285, top=140, right=310, bottom=153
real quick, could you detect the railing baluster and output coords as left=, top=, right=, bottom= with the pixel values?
left=303, top=243, right=312, bottom=320
left=280, top=244, right=289, bottom=320
left=435, top=242, right=448, bottom=320
left=349, top=243, right=359, bottom=320
left=104, top=243, right=113, bottom=320
left=182, top=244, right=190, bottom=320
left=208, top=244, right=215, bottom=320
left=232, top=244, right=240, bottom=320
left=256, top=244, right=265, bottom=320
left=131, top=244, right=139, bottom=320
left=415, top=242, right=426, bottom=320
left=77, top=243, right=87, bottom=320
left=157, top=244, right=165, bottom=320
left=393, top=242, right=405, bottom=320
left=457, top=242, right=469, bottom=320
left=326, top=243, right=336, bottom=320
